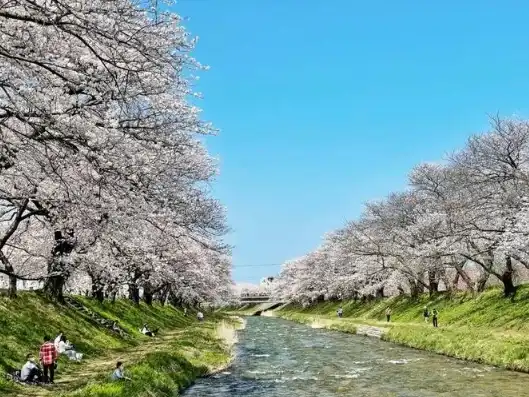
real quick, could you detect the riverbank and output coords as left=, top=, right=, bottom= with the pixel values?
left=270, top=286, right=529, bottom=372
left=0, top=292, right=242, bottom=396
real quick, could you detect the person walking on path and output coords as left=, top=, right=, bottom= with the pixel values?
left=423, top=306, right=430, bottom=323
left=385, top=307, right=392, bottom=322
left=432, top=308, right=439, bottom=328
left=39, top=336, right=58, bottom=384
left=337, top=307, right=343, bottom=318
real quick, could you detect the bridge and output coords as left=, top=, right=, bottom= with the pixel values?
left=239, top=293, right=273, bottom=304
left=239, top=293, right=286, bottom=315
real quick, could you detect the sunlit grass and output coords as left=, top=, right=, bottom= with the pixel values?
left=62, top=322, right=233, bottom=397
left=0, top=292, right=232, bottom=396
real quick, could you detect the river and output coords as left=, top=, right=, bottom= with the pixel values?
left=183, top=317, right=529, bottom=396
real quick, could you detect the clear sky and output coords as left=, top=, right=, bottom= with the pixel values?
left=171, top=0, right=529, bottom=284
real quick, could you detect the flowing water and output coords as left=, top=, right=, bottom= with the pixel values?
left=183, top=317, right=529, bottom=396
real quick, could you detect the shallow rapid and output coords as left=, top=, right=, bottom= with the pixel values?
left=183, top=317, right=529, bottom=396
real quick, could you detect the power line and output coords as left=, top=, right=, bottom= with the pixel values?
left=232, top=264, right=282, bottom=268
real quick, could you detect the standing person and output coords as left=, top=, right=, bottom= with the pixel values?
left=423, top=306, right=430, bottom=323
left=337, top=307, right=343, bottom=318
left=183, top=308, right=187, bottom=316
left=39, top=336, right=58, bottom=384
left=385, top=307, right=392, bottom=322
left=432, top=308, right=438, bottom=328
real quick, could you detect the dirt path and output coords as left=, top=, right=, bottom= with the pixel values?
left=17, top=330, right=184, bottom=397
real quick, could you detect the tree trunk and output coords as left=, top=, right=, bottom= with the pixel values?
left=502, top=257, right=517, bottom=298
left=44, top=272, right=66, bottom=303
left=454, top=263, right=475, bottom=292
left=428, top=271, right=439, bottom=296
left=157, top=287, right=169, bottom=305
left=375, top=287, right=384, bottom=298
left=4, top=262, right=17, bottom=298
left=89, top=272, right=105, bottom=302
left=128, top=283, right=140, bottom=304
left=127, top=269, right=141, bottom=304
left=397, top=286, right=405, bottom=295
left=476, top=271, right=490, bottom=292
left=143, top=286, right=153, bottom=306
left=92, top=283, right=104, bottom=302
left=45, top=230, right=75, bottom=302
left=409, top=279, right=421, bottom=299
left=8, top=273, right=17, bottom=298
left=0, top=253, right=18, bottom=298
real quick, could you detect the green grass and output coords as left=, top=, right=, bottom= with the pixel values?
left=61, top=322, right=233, bottom=397
left=273, top=285, right=529, bottom=372
left=0, top=292, right=232, bottom=396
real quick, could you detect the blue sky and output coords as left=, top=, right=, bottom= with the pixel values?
left=171, top=0, right=529, bottom=283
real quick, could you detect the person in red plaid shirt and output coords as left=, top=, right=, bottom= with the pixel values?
left=39, top=336, right=58, bottom=383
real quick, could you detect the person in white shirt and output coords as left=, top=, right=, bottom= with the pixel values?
left=54, top=332, right=63, bottom=351
left=141, top=324, right=155, bottom=337
left=57, top=335, right=83, bottom=361
left=197, top=312, right=204, bottom=321
left=20, top=354, right=42, bottom=382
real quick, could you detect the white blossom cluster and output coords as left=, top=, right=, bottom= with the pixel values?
left=274, top=118, right=529, bottom=304
left=0, top=0, right=232, bottom=305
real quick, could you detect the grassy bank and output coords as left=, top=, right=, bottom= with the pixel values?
left=0, top=292, right=238, bottom=396
left=273, top=286, right=529, bottom=372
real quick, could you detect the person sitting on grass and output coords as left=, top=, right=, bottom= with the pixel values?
left=337, top=307, right=343, bottom=318
left=57, top=335, right=83, bottom=361
left=141, top=324, right=159, bottom=337
left=111, top=361, right=131, bottom=381
left=197, top=311, right=204, bottom=322
left=20, top=354, right=43, bottom=383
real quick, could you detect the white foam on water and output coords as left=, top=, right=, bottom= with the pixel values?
left=332, top=374, right=359, bottom=379
left=348, top=367, right=371, bottom=373
left=388, top=359, right=408, bottom=364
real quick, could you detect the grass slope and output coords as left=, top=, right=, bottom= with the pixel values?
left=275, top=285, right=529, bottom=372
left=0, top=292, right=233, bottom=396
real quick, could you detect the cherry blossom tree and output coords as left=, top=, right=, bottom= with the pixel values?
left=274, top=117, right=529, bottom=303
left=0, top=0, right=233, bottom=303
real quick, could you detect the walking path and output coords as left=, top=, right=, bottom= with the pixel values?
left=16, top=329, right=185, bottom=397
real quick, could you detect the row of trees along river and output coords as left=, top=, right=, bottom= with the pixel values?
left=273, top=119, right=529, bottom=304
left=0, top=0, right=232, bottom=306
